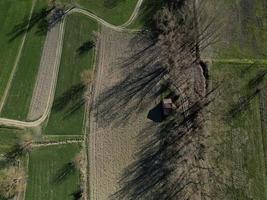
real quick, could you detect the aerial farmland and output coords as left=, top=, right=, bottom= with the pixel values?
left=0, top=0, right=266, bottom=200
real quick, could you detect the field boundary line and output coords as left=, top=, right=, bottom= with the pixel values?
left=82, top=23, right=101, bottom=200
left=0, top=0, right=36, bottom=113
left=205, top=58, right=267, bottom=64
left=32, top=140, right=82, bottom=148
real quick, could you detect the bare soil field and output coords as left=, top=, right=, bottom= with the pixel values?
left=88, top=26, right=155, bottom=200
left=88, top=24, right=208, bottom=199
left=27, top=22, right=62, bottom=121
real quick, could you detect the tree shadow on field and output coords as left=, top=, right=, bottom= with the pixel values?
left=70, top=188, right=83, bottom=200
left=110, top=98, right=212, bottom=200
left=94, top=33, right=168, bottom=128
left=247, top=70, right=267, bottom=89
left=76, top=40, right=95, bottom=56
left=225, top=69, right=267, bottom=121
left=0, top=141, right=31, bottom=169
left=52, top=83, right=86, bottom=119
left=92, top=12, right=219, bottom=196
left=52, top=162, right=76, bottom=184
left=8, top=6, right=55, bottom=42
left=226, top=89, right=260, bottom=121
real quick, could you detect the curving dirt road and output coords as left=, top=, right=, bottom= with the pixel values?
left=0, top=0, right=144, bottom=128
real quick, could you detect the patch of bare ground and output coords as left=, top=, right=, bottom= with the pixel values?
left=27, top=22, right=61, bottom=121
left=88, top=21, right=209, bottom=199
left=88, top=26, right=153, bottom=200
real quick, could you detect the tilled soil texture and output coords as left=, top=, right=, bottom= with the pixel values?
left=88, top=26, right=156, bottom=200
left=27, top=22, right=62, bottom=121
left=88, top=25, right=208, bottom=199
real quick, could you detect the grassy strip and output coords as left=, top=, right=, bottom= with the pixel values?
left=44, top=14, right=97, bottom=135
left=60, top=0, right=138, bottom=25
left=209, top=62, right=267, bottom=199
left=0, top=128, right=24, bottom=155
left=34, top=135, right=83, bottom=144
left=25, top=144, right=81, bottom=200
left=0, top=0, right=32, bottom=102
left=0, top=0, right=48, bottom=120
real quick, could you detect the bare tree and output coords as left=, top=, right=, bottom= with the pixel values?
left=0, top=167, right=26, bottom=199
left=81, top=69, right=92, bottom=86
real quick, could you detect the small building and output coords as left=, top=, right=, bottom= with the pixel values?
left=162, top=98, right=176, bottom=116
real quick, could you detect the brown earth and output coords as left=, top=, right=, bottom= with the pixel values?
left=88, top=23, right=208, bottom=199
left=88, top=26, right=158, bottom=200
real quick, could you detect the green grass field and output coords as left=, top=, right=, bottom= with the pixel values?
left=0, top=128, right=24, bottom=155
left=202, top=0, right=267, bottom=59
left=44, top=14, right=97, bottom=135
left=60, top=0, right=138, bottom=25
left=0, top=0, right=33, bottom=103
left=25, top=144, right=81, bottom=200
left=0, top=0, right=48, bottom=120
left=208, top=62, right=267, bottom=199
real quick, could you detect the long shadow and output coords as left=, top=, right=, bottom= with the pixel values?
left=227, top=89, right=260, bottom=120
left=92, top=2, right=216, bottom=197
left=0, top=142, right=31, bottom=169
left=52, top=162, right=76, bottom=184
left=247, top=70, right=267, bottom=89
left=94, top=33, right=168, bottom=128
left=52, top=83, right=86, bottom=118
left=76, top=41, right=95, bottom=56
left=111, top=98, right=211, bottom=199
left=8, top=6, right=55, bottom=41
left=70, top=188, right=83, bottom=200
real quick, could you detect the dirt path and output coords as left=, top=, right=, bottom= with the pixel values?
left=0, top=0, right=36, bottom=113
left=67, top=7, right=141, bottom=32
left=0, top=20, right=65, bottom=128
left=32, top=139, right=82, bottom=147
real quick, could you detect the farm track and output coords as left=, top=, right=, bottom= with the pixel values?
left=0, top=0, right=144, bottom=128
left=32, top=139, right=83, bottom=147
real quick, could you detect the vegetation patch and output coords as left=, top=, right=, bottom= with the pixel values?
left=0, top=0, right=33, bottom=102
left=208, top=62, right=267, bottom=199
left=25, top=144, right=81, bottom=200
left=128, top=0, right=164, bottom=29
left=59, top=0, right=138, bottom=25
left=44, top=14, right=97, bottom=135
left=0, top=128, right=24, bottom=155
left=202, top=0, right=267, bottom=59
left=0, top=0, right=50, bottom=120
